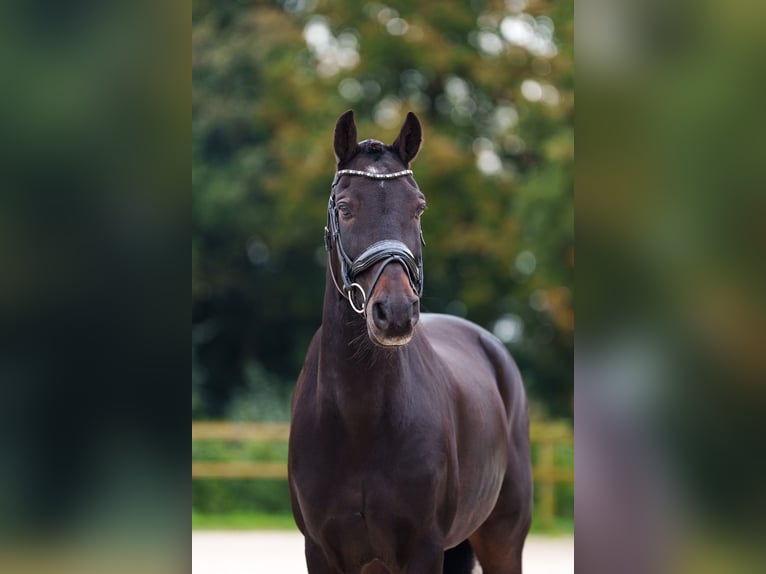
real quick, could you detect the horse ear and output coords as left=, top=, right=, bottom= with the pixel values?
left=392, top=112, right=422, bottom=165
left=334, top=110, right=358, bottom=165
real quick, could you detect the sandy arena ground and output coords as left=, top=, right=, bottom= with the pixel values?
left=192, top=530, right=573, bottom=573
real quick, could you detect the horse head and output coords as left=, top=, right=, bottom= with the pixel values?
left=326, top=109, right=425, bottom=347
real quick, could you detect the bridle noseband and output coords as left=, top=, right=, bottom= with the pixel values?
left=325, top=168, right=425, bottom=315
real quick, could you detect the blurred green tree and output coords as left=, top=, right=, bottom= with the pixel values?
left=192, top=0, right=573, bottom=418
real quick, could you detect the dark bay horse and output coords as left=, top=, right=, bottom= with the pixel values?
left=288, top=110, right=532, bottom=574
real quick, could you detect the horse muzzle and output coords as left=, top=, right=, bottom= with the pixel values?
left=365, top=265, right=420, bottom=347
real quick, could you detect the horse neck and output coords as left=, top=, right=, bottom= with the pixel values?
left=318, top=272, right=408, bottom=427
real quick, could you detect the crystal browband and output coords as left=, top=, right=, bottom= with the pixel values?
left=331, top=169, right=413, bottom=187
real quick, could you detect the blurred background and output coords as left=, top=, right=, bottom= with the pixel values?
left=192, top=0, right=574, bottom=533
left=576, top=1, right=766, bottom=573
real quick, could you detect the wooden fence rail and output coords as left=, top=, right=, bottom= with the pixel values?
left=192, top=421, right=572, bottom=527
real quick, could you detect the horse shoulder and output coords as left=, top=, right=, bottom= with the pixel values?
left=417, top=312, right=529, bottom=453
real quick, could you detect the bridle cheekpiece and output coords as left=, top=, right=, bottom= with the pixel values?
left=325, top=168, right=424, bottom=315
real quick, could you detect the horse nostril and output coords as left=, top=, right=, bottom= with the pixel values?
left=372, top=301, right=388, bottom=329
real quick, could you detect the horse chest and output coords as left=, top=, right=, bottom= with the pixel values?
left=296, top=455, right=446, bottom=572
left=292, top=420, right=449, bottom=536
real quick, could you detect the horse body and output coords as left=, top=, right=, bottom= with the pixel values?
left=289, top=111, right=532, bottom=573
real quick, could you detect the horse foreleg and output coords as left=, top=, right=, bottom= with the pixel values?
left=305, top=536, right=338, bottom=574
left=469, top=464, right=532, bottom=574
left=469, top=517, right=527, bottom=574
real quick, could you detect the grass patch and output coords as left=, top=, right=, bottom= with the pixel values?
left=192, top=511, right=298, bottom=530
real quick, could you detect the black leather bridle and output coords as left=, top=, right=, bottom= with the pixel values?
left=325, top=168, right=425, bottom=315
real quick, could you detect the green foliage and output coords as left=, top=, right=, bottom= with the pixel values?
left=529, top=440, right=574, bottom=520
left=227, top=362, right=294, bottom=422
left=193, top=0, right=573, bottom=417
left=193, top=479, right=292, bottom=515
left=192, top=436, right=292, bottom=515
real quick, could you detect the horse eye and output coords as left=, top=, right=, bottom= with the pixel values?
left=338, top=205, right=353, bottom=219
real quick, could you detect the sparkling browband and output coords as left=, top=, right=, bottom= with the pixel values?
left=331, top=169, right=413, bottom=187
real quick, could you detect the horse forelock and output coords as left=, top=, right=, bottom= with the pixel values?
left=358, top=139, right=386, bottom=155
